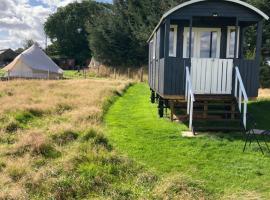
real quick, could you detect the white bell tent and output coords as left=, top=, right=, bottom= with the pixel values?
left=3, top=44, right=63, bottom=79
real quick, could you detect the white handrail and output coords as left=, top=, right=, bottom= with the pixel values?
left=234, top=67, right=248, bottom=129
left=185, top=67, right=195, bottom=130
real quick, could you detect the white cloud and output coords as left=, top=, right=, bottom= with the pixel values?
left=0, top=0, right=80, bottom=50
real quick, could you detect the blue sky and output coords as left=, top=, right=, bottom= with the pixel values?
left=0, top=0, right=112, bottom=50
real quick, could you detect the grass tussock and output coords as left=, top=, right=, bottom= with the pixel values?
left=153, top=174, right=208, bottom=200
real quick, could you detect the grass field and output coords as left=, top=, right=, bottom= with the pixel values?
left=105, top=83, right=270, bottom=199
left=63, top=70, right=95, bottom=79
left=0, top=69, right=5, bottom=77
left=1, top=78, right=269, bottom=199
left=0, top=79, right=163, bottom=199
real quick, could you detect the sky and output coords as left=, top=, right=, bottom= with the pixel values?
left=0, top=0, right=112, bottom=50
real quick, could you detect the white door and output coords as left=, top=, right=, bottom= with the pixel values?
left=183, top=27, right=233, bottom=94
left=183, top=27, right=221, bottom=59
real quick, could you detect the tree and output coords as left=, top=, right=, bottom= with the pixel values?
left=15, top=48, right=24, bottom=54
left=88, top=0, right=187, bottom=67
left=22, top=39, right=36, bottom=49
left=44, top=1, right=109, bottom=65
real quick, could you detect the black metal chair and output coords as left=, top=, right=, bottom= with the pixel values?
left=243, top=114, right=265, bottom=154
left=262, top=130, right=270, bottom=153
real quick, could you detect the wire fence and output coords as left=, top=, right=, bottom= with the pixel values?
left=87, top=66, right=148, bottom=82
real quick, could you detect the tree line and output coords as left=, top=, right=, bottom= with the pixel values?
left=44, top=0, right=270, bottom=87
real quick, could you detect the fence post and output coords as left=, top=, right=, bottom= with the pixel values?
left=114, top=68, right=116, bottom=79
left=140, top=68, right=144, bottom=82
left=127, top=68, right=130, bottom=79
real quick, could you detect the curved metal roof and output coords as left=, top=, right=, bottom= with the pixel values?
left=148, top=0, right=269, bottom=42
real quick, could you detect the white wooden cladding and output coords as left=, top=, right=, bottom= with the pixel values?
left=191, top=58, right=233, bottom=94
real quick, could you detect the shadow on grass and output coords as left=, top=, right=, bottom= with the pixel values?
left=179, top=99, right=270, bottom=143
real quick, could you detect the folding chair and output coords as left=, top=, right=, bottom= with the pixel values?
left=243, top=114, right=264, bottom=154
left=262, top=130, right=270, bottom=153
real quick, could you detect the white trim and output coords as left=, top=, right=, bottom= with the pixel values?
left=183, top=27, right=221, bottom=58
left=169, top=25, right=178, bottom=57
left=226, top=26, right=240, bottom=58
left=153, top=33, right=156, bottom=59
left=149, top=40, right=154, bottom=60
left=147, top=0, right=269, bottom=42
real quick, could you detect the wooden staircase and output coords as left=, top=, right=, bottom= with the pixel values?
left=174, top=95, right=244, bottom=132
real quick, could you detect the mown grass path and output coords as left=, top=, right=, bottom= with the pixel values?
left=105, top=83, right=270, bottom=199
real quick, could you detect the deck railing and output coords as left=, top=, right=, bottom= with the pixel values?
left=234, top=67, right=248, bottom=129
left=185, top=67, right=195, bottom=130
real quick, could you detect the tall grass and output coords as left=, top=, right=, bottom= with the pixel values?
left=0, top=79, right=161, bottom=199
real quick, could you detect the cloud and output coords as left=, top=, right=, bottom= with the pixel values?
left=0, top=0, right=80, bottom=50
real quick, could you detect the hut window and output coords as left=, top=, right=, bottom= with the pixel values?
left=153, top=33, right=156, bottom=59
left=149, top=40, right=153, bottom=60
left=227, top=26, right=240, bottom=58
left=169, top=25, right=177, bottom=57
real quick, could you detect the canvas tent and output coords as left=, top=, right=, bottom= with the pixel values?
left=3, top=44, right=63, bottom=79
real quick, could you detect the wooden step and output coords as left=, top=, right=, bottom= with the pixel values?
left=193, top=110, right=239, bottom=114
left=195, top=94, right=235, bottom=101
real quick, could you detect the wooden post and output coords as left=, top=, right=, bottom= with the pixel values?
left=170, top=101, right=174, bottom=122
left=234, top=18, right=239, bottom=58
left=255, top=20, right=263, bottom=91
left=231, top=104, right=235, bottom=120
left=255, top=21, right=263, bottom=62
left=164, top=18, right=170, bottom=59
left=97, top=66, right=100, bottom=76
left=203, top=101, right=208, bottom=119
left=140, top=67, right=144, bottom=82
left=189, top=17, right=193, bottom=58
left=239, top=26, right=246, bottom=59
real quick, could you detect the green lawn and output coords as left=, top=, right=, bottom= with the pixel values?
left=105, top=83, right=270, bottom=199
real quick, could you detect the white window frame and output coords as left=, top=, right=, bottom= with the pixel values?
left=169, top=25, right=178, bottom=57
left=149, top=40, right=153, bottom=60
left=153, top=33, right=156, bottom=59
left=183, top=27, right=221, bottom=59
left=226, top=26, right=240, bottom=58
